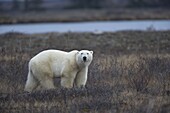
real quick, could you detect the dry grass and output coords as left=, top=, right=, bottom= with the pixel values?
left=0, top=31, right=170, bottom=113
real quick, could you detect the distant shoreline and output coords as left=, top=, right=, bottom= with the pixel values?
left=0, top=8, right=170, bottom=24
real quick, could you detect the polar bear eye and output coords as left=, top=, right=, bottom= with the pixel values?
left=87, top=53, right=89, bottom=55
left=81, top=53, right=83, bottom=55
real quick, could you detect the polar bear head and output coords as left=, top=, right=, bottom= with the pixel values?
left=76, top=50, right=93, bottom=67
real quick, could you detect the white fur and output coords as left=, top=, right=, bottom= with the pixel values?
left=24, top=49, right=93, bottom=92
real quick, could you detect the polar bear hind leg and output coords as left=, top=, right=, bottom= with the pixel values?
left=25, top=68, right=55, bottom=92
left=24, top=70, right=39, bottom=92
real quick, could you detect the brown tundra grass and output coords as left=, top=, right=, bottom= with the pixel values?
left=0, top=31, right=170, bottom=113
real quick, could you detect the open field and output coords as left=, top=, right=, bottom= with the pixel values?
left=0, top=31, right=170, bottom=113
left=1, top=8, right=170, bottom=24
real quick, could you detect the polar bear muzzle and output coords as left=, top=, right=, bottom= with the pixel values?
left=83, top=56, right=87, bottom=62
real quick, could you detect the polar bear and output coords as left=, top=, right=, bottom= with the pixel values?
left=24, top=49, right=93, bottom=92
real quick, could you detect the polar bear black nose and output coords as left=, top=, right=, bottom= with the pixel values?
left=83, top=56, right=87, bottom=61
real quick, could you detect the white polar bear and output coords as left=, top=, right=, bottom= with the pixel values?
left=24, top=49, right=93, bottom=92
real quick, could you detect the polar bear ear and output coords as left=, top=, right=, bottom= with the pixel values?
left=90, top=51, right=93, bottom=54
left=76, top=51, right=79, bottom=55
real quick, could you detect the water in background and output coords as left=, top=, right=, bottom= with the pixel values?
left=0, top=20, right=170, bottom=34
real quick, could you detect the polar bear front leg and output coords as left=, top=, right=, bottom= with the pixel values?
left=39, top=76, right=55, bottom=90
left=75, top=67, right=88, bottom=88
left=37, top=71, right=55, bottom=90
left=61, top=71, right=77, bottom=88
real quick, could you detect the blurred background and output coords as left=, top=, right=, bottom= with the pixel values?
left=0, top=0, right=170, bottom=11
left=0, top=0, right=170, bottom=33
left=0, top=0, right=170, bottom=24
